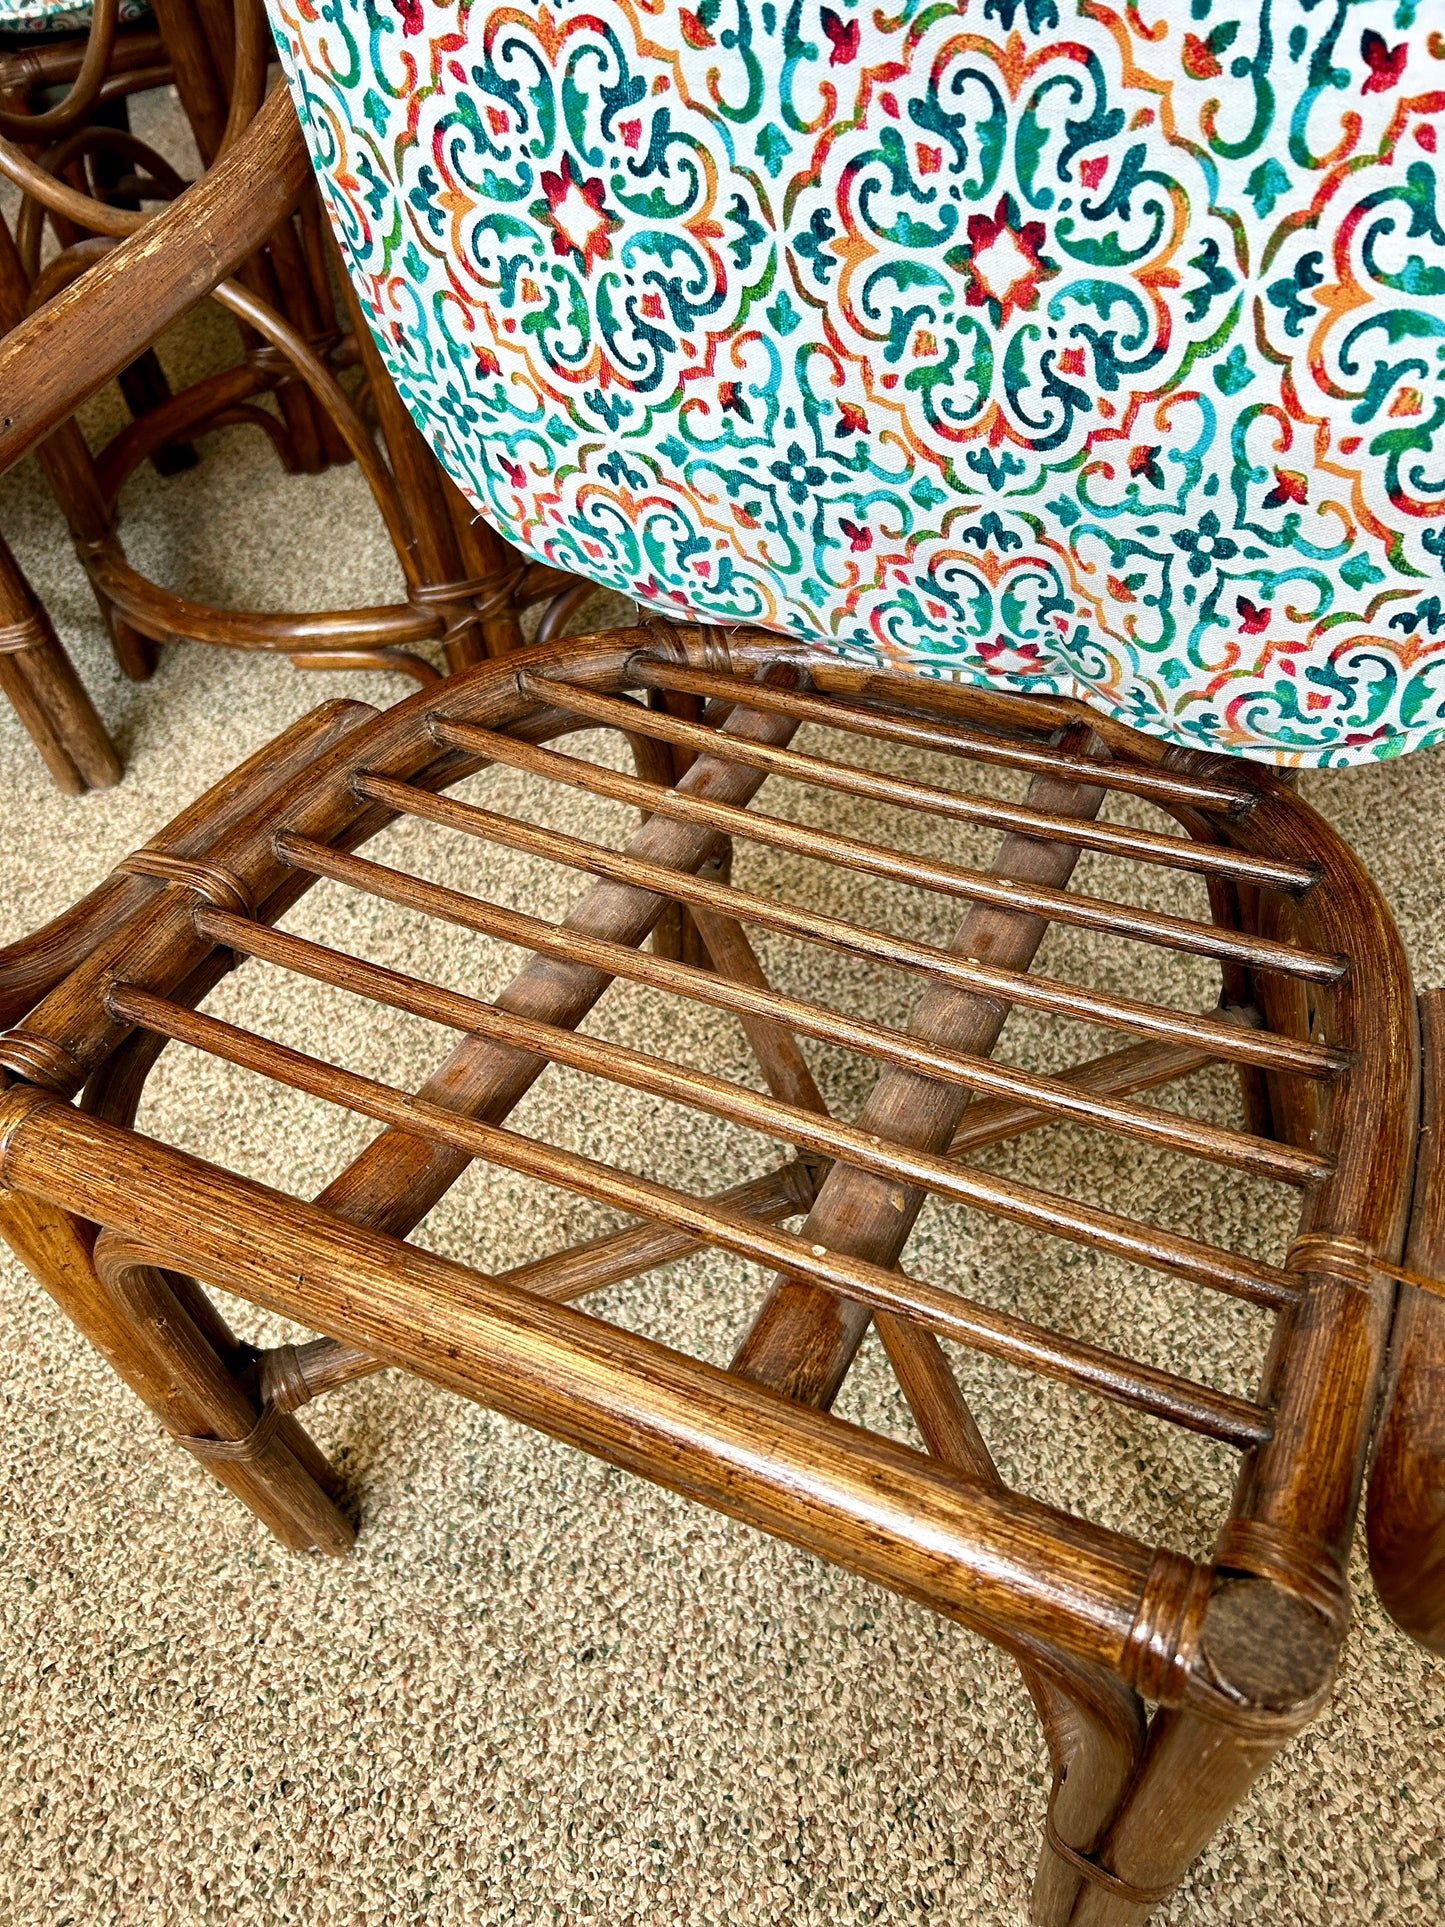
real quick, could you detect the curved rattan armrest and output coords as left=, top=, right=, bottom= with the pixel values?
left=0, top=81, right=310, bottom=484
left=1368, top=988, right=1445, bottom=1656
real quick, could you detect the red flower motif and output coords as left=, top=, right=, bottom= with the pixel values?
left=1264, top=467, right=1308, bottom=509
left=959, top=195, right=1049, bottom=326
left=390, top=0, right=423, bottom=35
left=1238, top=597, right=1272, bottom=635
left=840, top=518, right=872, bottom=553
left=1181, top=32, right=1221, bottom=80
left=834, top=400, right=868, bottom=438
left=539, top=153, right=614, bottom=273
left=978, top=634, right=1047, bottom=668
left=679, top=8, right=715, bottom=48
left=1362, top=29, right=1408, bottom=94
left=821, top=8, right=859, bottom=65
left=1128, top=443, right=1164, bottom=488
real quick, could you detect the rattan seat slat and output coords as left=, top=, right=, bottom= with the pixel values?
left=426, top=720, right=1346, bottom=984
left=194, top=902, right=1329, bottom=1188
left=627, top=659, right=1259, bottom=815
left=283, top=823, right=1346, bottom=1083
left=101, top=982, right=1280, bottom=1448
left=511, top=674, right=1321, bottom=894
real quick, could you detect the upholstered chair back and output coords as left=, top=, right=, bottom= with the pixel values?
left=269, top=0, right=1445, bottom=765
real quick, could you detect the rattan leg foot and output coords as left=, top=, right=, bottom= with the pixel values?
left=1063, top=1701, right=1309, bottom=1924
left=105, top=609, right=158, bottom=681
left=1029, top=1684, right=1146, bottom=1926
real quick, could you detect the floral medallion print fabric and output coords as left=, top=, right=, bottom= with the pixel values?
left=0, top=0, right=147, bottom=36
left=270, top=0, right=1445, bottom=764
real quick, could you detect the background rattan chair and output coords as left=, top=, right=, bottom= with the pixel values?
left=0, top=2, right=592, bottom=788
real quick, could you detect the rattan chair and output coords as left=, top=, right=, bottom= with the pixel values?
left=0, top=1, right=592, bottom=788
left=1, top=9, right=1443, bottom=1922
left=1, top=0, right=171, bottom=791
left=0, top=628, right=1440, bottom=1924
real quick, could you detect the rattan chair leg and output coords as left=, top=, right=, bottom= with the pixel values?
left=37, top=419, right=162, bottom=684
left=147, top=0, right=328, bottom=475
left=1368, top=989, right=1445, bottom=1653
left=870, top=1312, right=1146, bottom=1926
left=0, top=1190, right=351, bottom=1552
left=1062, top=1697, right=1307, bottom=1926
left=1030, top=1685, right=1146, bottom=1927
left=100, top=1239, right=354, bottom=1553
left=0, top=531, right=118, bottom=793
left=1, top=216, right=137, bottom=765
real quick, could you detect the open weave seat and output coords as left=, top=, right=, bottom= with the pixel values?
left=0, top=628, right=1433, bottom=1920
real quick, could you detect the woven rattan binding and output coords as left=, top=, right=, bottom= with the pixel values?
left=0, top=614, right=44, bottom=654
left=1043, top=1797, right=1170, bottom=1909
left=1286, top=1233, right=1445, bottom=1303
left=0, top=1028, right=86, bottom=1094
left=172, top=1397, right=288, bottom=1465
left=112, top=849, right=253, bottom=915
left=1213, top=1520, right=1352, bottom=1634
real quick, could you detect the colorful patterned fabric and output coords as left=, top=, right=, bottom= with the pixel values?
left=0, top=0, right=147, bottom=36
left=270, top=0, right=1445, bottom=765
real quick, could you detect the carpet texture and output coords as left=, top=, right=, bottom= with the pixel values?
left=1, top=96, right=1443, bottom=1927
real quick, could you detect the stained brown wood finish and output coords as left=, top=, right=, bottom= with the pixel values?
left=0, top=629, right=1435, bottom=1924
left=1367, top=988, right=1445, bottom=1653
left=0, top=524, right=119, bottom=792
left=0, top=205, right=121, bottom=790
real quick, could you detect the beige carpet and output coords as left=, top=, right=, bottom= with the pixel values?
left=2, top=116, right=1444, bottom=1927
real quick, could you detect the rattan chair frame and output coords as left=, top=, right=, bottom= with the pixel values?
left=0, top=622, right=1439, bottom=1922
left=3, top=75, right=1442, bottom=1921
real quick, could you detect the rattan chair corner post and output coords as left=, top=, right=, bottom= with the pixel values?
left=0, top=691, right=382, bottom=1552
